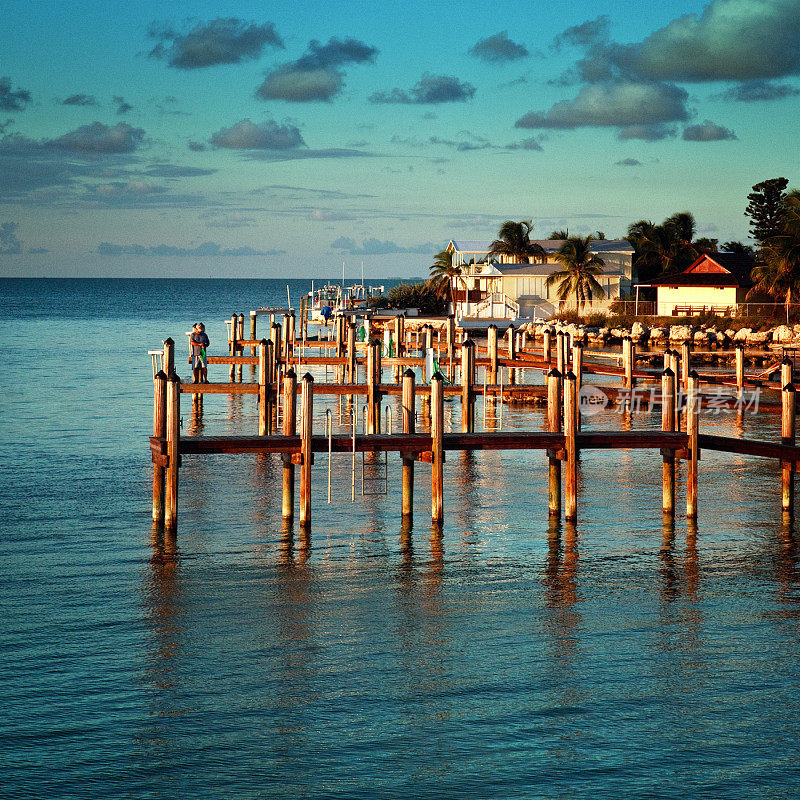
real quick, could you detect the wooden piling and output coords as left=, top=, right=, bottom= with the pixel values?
left=461, top=339, right=475, bottom=432
left=623, top=336, right=634, bottom=389
left=163, top=337, right=175, bottom=376
left=735, top=345, right=745, bottom=395
left=287, top=312, right=296, bottom=357
left=781, top=356, right=792, bottom=389
left=782, top=382, right=795, bottom=514
left=669, top=349, right=680, bottom=429
left=488, top=325, right=498, bottom=384
left=402, top=369, right=415, bottom=518
left=680, top=341, right=690, bottom=389
left=300, top=373, right=313, bottom=527
left=446, top=315, right=455, bottom=380
left=686, top=370, right=700, bottom=519
left=556, top=331, right=565, bottom=374
left=229, top=314, right=237, bottom=381
left=367, top=339, right=379, bottom=434
left=564, top=370, right=578, bottom=521
left=431, top=372, right=444, bottom=525
left=258, top=339, right=269, bottom=436
left=250, top=311, right=257, bottom=356
left=237, top=314, right=244, bottom=381
left=152, top=370, right=167, bottom=522
left=543, top=328, right=552, bottom=364
left=165, top=372, right=181, bottom=531
left=507, top=324, right=516, bottom=385
left=547, top=368, right=562, bottom=518
left=282, top=368, right=297, bottom=520
left=347, top=322, right=357, bottom=383
left=661, top=368, right=675, bottom=516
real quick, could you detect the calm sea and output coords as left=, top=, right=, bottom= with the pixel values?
left=1, top=278, right=799, bottom=800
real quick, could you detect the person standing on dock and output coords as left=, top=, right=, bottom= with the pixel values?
left=190, top=322, right=209, bottom=383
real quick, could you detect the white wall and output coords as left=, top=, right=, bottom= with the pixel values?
left=656, top=286, right=738, bottom=316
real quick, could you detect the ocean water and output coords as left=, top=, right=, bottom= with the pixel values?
left=1, top=278, right=799, bottom=800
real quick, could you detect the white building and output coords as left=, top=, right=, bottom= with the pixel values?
left=445, top=239, right=634, bottom=323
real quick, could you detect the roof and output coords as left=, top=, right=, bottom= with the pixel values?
left=448, top=238, right=633, bottom=255
left=647, top=252, right=754, bottom=288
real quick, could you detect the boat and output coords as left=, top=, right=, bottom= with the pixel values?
left=307, top=280, right=385, bottom=324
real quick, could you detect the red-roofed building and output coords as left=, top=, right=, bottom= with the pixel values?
left=645, top=252, right=754, bottom=316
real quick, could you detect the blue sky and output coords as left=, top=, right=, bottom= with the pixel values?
left=1, top=0, right=799, bottom=278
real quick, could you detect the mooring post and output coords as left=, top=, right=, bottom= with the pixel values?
left=287, top=312, right=296, bottom=358
left=488, top=324, right=498, bottom=385
left=152, top=370, right=167, bottom=522
left=507, top=324, right=516, bottom=385
left=686, top=370, right=700, bottom=519
left=165, top=372, right=181, bottom=532
left=284, top=313, right=293, bottom=366
left=735, top=345, right=745, bottom=396
left=423, top=324, right=433, bottom=355
left=258, top=339, right=269, bottom=436
left=782, top=381, right=796, bottom=514
left=521, top=329, right=527, bottom=352
left=461, top=339, right=475, bottom=432
left=556, top=331, right=565, bottom=374
left=669, top=349, right=681, bottom=429
left=543, top=328, right=552, bottom=364
left=781, top=355, right=792, bottom=389
left=347, top=322, right=357, bottom=383
left=661, top=368, right=676, bottom=516
left=300, top=373, right=314, bottom=527
left=367, top=339, right=379, bottom=434
left=163, top=337, right=175, bottom=376
left=623, top=336, right=634, bottom=390
left=282, top=368, right=297, bottom=521
left=250, top=311, right=257, bottom=355
left=547, top=368, right=562, bottom=518
left=267, top=340, right=277, bottom=433
left=446, top=314, right=455, bottom=381
left=431, top=371, right=444, bottom=526
left=396, top=314, right=405, bottom=358
left=662, top=347, right=672, bottom=371
left=402, top=369, right=416, bottom=519
left=564, top=370, right=578, bottom=521
left=229, top=314, right=237, bottom=381
left=572, top=343, right=583, bottom=430
left=236, top=314, right=244, bottom=381
left=680, top=341, right=691, bottom=390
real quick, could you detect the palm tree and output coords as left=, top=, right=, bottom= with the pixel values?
left=749, top=189, right=800, bottom=308
left=488, top=220, right=546, bottom=264
left=626, top=211, right=700, bottom=281
left=549, top=229, right=569, bottom=239
left=545, top=235, right=606, bottom=311
left=428, top=248, right=464, bottom=302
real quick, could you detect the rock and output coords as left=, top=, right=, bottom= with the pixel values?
left=746, top=330, right=772, bottom=345
left=733, top=328, right=752, bottom=342
left=648, top=327, right=666, bottom=341
left=610, top=327, right=628, bottom=339
left=772, top=325, right=794, bottom=343
left=724, top=329, right=737, bottom=341
left=693, top=330, right=709, bottom=344
left=669, top=325, right=694, bottom=342
left=631, top=321, right=649, bottom=340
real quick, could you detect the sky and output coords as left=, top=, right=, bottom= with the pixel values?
left=1, top=0, right=799, bottom=278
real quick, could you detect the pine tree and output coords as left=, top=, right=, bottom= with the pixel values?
left=745, top=177, right=789, bottom=244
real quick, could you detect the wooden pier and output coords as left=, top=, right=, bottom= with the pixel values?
left=149, top=313, right=800, bottom=533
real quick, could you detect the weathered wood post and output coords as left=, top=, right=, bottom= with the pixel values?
left=431, top=371, right=444, bottom=526
left=547, top=368, right=562, bottom=518
left=572, top=343, right=583, bottom=430
left=507, top=324, right=516, bottom=385
left=284, top=313, right=293, bottom=366
left=735, top=344, right=745, bottom=396
left=300, top=373, right=314, bottom=528
left=347, top=321, right=357, bottom=384
left=229, top=314, right=237, bottom=381
left=446, top=314, right=455, bottom=381
left=395, top=314, right=405, bottom=357
left=782, top=381, right=795, bottom=514
left=680, top=341, right=691, bottom=389
left=669, top=349, right=681, bottom=429
left=287, top=312, right=296, bottom=358
left=520, top=329, right=527, bottom=352
left=781, top=355, right=792, bottom=389
left=367, top=339, right=379, bottom=434
left=543, top=328, right=552, bottom=364
left=152, top=370, right=167, bottom=522
left=686, top=370, right=700, bottom=519
left=164, top=372, right=181, bottom=531
left=487, top=324, right=498, bottom=384
left=250, top=311, right=257, bottom=354
left=258, top=339, right=269, bottom=436
left=282, top=368, right=297, bottom=521
left=402, top=369, right=416, bottom=519
left=564, top=370, right=578, bottom=521
left=461, top=339, right=475, bottom=432
left=236, top=313, right=244, bottom=381
left=556, top=331, right=565, bottom=374
left=163, top=337, right=175, bottom=376
left=423, top=324, right=433, bottom=355
left=661, top=368, right=675, bottom=516
left=623, top=336, right=634, bottom=389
